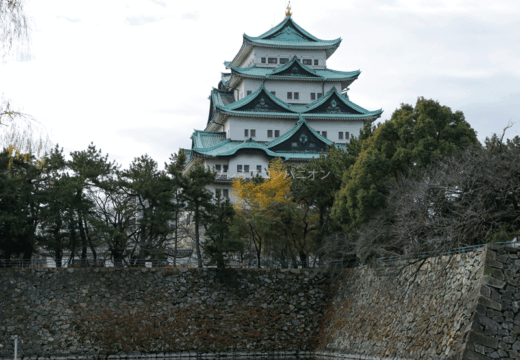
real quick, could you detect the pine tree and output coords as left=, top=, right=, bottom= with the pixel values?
left=174, top=159, right=215, bottom=268
left=331, top=97, right=479, bottom=231
left=203, top=192, right=243, bottom=268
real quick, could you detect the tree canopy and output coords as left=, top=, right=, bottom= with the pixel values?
left=331, top=97, right=479, bottom=231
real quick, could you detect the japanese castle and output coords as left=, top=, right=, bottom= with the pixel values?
left=183, top=7, right=382, bottom=199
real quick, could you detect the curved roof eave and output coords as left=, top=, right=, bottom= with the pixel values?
left=226, top=40, right=253, bottom=69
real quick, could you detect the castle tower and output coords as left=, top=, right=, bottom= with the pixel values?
left=182, top=14, right=382, bottom=200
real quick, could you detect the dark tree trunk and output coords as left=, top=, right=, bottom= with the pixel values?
left=194, top=207, right=203, bottom=268
left=55, top=248, right=63, bottom=268
left=77, top=212, right=88, bottom=263
left=299, top=251, right=308, bottom=268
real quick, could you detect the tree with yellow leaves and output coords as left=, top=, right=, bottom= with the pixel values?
left=232, top=158, right=291, bottom=267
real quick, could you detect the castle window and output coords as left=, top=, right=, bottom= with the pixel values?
left=339, top=132, right=343, bottom=140
left=257, top=165, right=262, bottom=173
left=317, top=93, right=323, bottom=98
left=345, top=132, right=350, bottom=140
left=322, top=131, right=327, bottom=138
left=271, top=91, right=276, bottom=96
left=247, top=90, right=252, bottom=96
left=311, top=93, right=316, bottom=101
left=237, top=165, right=243, bottom=173
left=268, top=130, right=273, bottom=138
left=223, top=189, right=229, bottom=198
left=261, top=57, right=266, bottom=63
left=316, top=131, right=320, bottom=135
left=314, top=59, right=319, bottom=65
left=244, top=165, right=250, bottom=173
left=294, top=92, right=299, bottom=100
left=250, top=129, right=256, bottom=138
left=280, top=58, right=289, bottom=64
left=275, top=130, right=280, bottom=138
left=287, top=92, right=293, bottom=100
left=223, top=165, right=228, bottom=173
left=303, top=59, right=312, bottom=65
left=268, top=58, right=277, bottom=64
left=244, top=129, right=249, bottom=137
left=216, top=164, right=222, bottom=172
left=215, top=189, right=221, bottom=196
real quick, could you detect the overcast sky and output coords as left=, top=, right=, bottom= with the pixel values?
left=1, top=0, right=519, bottom=168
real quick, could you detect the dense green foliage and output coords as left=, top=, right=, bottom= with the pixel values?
left=331, top=97, right=479, bottom=231
left=4, top=96, right=514, bottom=268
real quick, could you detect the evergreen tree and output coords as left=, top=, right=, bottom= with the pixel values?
left=166, top=150, right=187, bottom=267
left=67, top=143, right=116, bottom=262
left=39, top=145, right=72, bottom=266
left=331, top=97, right=479, bottom=231
left=0, top=149, right=43, bottom=262
left=203, top=192, right=243, bottom=268
left=174, top=159, right=215, bottom=268
left=120, top=154, right=175, bottom=265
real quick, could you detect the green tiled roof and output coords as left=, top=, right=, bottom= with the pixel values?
left=191, top=115, right=332, bottom=162
left=244, top=16, right=341, bottom=50
left=224, top=61, right=232, bottom=67
left=191, top=130, right=227, bottom=149
left=209, top=84, right=382, bottom=122
left=220, top=83, right=294, bottom=113
left=211, top=88, right=235, bottom=107
left=266, top=115, right=333, bottom=148
left=183, top=149, right=193, bottom=164
left=302, top=86, right=370, bottom=113
left=193, top=138, right=322, bottom=161
left=228, top=57, right=360, bottom=83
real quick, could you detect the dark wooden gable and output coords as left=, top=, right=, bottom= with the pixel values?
left=306, top=92, right=362, bottom=115
left=234, top=90, right=292, bottom=113
left=270, top=125, right=328, bottom=153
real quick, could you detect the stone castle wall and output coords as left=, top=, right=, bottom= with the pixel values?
left=317, top=244, right=520, bottom=360
left=0, top=268, right=331, bottom=357
left=1, top=245, right=520, bottom=359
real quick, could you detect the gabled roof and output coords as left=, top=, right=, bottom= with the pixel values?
left=227, top=16, right=341, bottom=69
left=268, top=55, right=320, bottom=78
left=301, top=87, right=383, bottom=117
left=216, top=83, right=295, bottom=114
left=266, top=115, right=332, bottom=148
left=245, top=16, right=341, bottom=50
left=225, top=57, right=360, bottom=89
left=209, top=85, right=382, bottom=123
left=191, top=116, right=331, bottom=162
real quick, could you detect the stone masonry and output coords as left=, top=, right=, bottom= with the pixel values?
left=1, top=245, right=520, bottom=359
left=0, top=268, right=330, bottom=357
left=317, top=244, right=520, bottom=360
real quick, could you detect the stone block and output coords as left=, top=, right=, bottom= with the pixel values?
left=460, top=349, right=494, bottom=360
left=486, top=259, right=503, bottom=269
left=482, top=275, right=506, bottom=289
left=478, top=296, right=502, bottom=311
left=467, top=331, right=499, bottom=349
left=473, top=312, right=501, bottom=330
left=492, top=269, right=505, bottom=280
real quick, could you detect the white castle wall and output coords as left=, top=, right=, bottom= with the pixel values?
left=236, top=79, right=344, bottom=105
left=253, top=48, right=327, bottom=69
left=226, top=117, right=298, bottom=142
